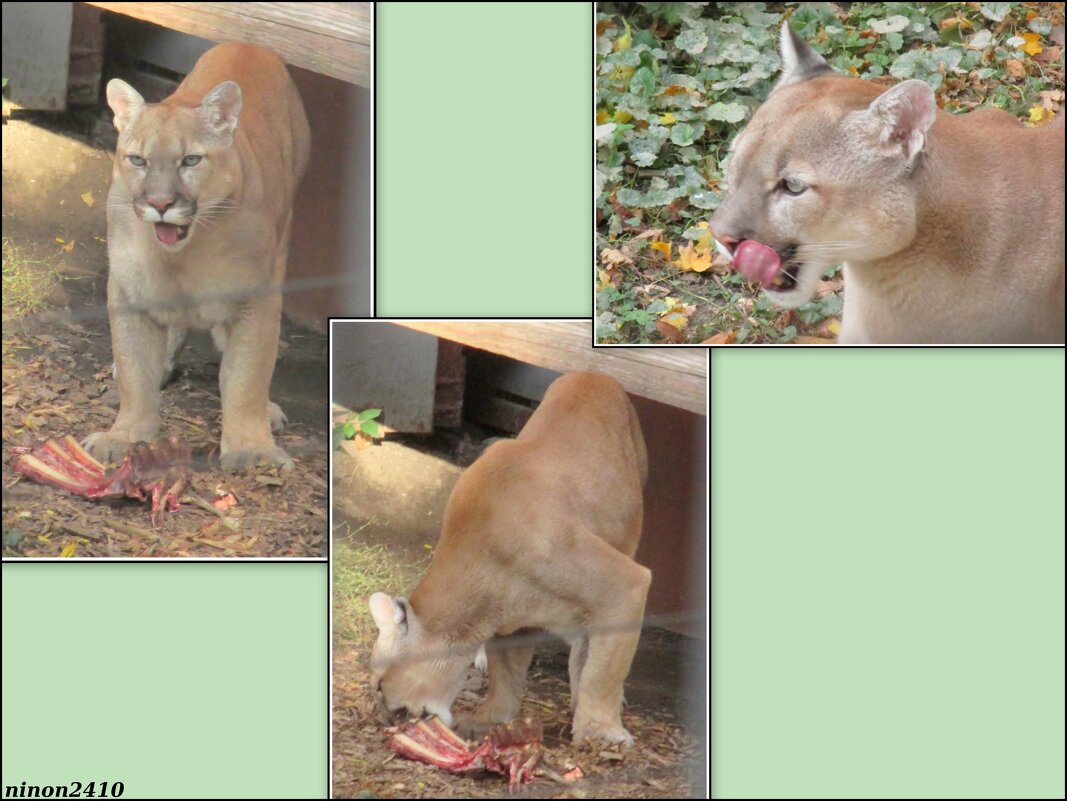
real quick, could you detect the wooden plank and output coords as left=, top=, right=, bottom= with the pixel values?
left=393, top=322, right=707, bottom=415
left=85, top=2, right=371, bottom=87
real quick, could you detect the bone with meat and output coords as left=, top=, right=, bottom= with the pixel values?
left=387, top=716, right=543, bottom=789
left=11, top=435, right=192, bottom=526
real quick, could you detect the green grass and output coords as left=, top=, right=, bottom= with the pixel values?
left=332, top=525, right=432, bottom=643
left=1, top=238, right=63, bottom=320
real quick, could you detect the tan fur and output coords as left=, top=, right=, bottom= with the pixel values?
left=369, top=373, right=650, bottom=745
left=711, top=24, right=1065, bottom=344
left=84, top=43, right=310, bottom=466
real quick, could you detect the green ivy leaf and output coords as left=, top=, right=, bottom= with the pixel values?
left=979, top=3, right=1011, bottom=22
left=675, top=28, right=708, bottom=55
left=629, top=66, right=656, bottom=96
left=670, top=122, right=697, bottom=146
left=689, top=190, right=720, bottom=210
left=706, top=102, right=748, bottom=123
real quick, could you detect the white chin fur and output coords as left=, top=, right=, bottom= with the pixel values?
left=764, top=260, right=823, bottom=310
left=426, top=702, right=452, bottom=725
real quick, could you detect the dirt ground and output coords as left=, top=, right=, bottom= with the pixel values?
left=1, top=115, right=329, bottom=558
left=332, top=439, right=708, bottom=799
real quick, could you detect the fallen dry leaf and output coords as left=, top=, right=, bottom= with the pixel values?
left=648, top=240, right=671, bottom=259
left=600, top=247, right=633, bottom=267
left=655, top=320, right=687, bottom=344
left=1005, top=58, right=1027, bottom=78
left=632, top=228, right=665, bottom=241
left=815, top=318, right=842, bottom=339
left=702, top=331, right=737, bottom=345
left=673, top=240, right=712, bottom=272
left=1021, top=32, right=1043, bottom=57
left=80, top=191, right=95, bottom=208
left=816, top=278, right=843, bottom=297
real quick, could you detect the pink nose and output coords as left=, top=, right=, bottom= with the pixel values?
left=146, top=196, right=174, bottom=212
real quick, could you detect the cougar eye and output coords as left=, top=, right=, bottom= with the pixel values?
left=779, top=177, right=808, bottom=196
left=181, top=155, right=203, bottom=167
left=127, top=155, right=146, bottom=167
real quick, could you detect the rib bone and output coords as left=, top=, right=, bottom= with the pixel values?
left=387, top=716, right=543, bottom=789
left=11, top=435, right=192, bottom=526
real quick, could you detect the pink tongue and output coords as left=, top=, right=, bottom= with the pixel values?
left=155, top=223, right=183, bottom=246
left=733, top=240, right=782, bottom=287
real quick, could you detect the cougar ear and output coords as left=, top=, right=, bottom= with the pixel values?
left=369, top=592, right=409, bottom=638
left=863, top=79, right=937, bottom=167
left=776, top=21, right=835, bottom=89
left=199, top=80, right=243, bottom=137
left=106, top=79, right=146, bottom=134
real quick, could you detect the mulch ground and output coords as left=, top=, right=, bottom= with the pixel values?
left=333, top=629, right=704, bottom=799
left=2, top=323, right=328, bottom=558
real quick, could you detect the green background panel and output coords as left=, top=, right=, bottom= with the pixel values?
left=375, top=2, right=589, bottom=317
left=711, top=348, right=1065, bottom=798
left=2, top=563, right=327, bottom=798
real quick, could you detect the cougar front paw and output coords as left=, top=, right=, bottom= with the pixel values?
left=453, top=712, right=494, bottom=742
left=572, top=715, right=634, bottom=747
left=83, top=425, right=157, bottom=465
left=220, top=443, right=293, bottom=471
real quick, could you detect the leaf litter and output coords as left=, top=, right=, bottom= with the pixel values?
left=2, top=328, right=328, bottom=558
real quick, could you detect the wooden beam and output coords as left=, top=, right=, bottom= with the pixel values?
left=393, top=321, right=707, bottom=415
left=84, top=2, right=371, bottom=87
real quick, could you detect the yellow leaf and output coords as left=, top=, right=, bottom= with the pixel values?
left=673, top=241, right=713, bottom=273
left=613, top=109, right=632, bottom=124
left=690, top=220, right=714, bottom=252
left=614, top=18, right=632, bottom=52
left=80, top=191, right=95, bottom=207
left=826, top=319, right=841, bottom=336
left=55, top=237, right=65, bottom=244
left=1028, top=105, right=1054, bottom=125
left=659, top=112, right=677, bottom=125
left=1021, top=32, right=1043, bottom=57
left=649, top=241, right=671, bottom=259
left=62, top=240, right=75, bottom=253
left=660, top=311, right=688, bottom=331
left=60, top=542, right=78, bottom=558
left=596, top=109, right=609, bottom=125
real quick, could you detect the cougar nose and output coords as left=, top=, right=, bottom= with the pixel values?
left=146, top=196, right=175, bottom=213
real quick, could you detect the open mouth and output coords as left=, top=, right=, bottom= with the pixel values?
left=154, top=222, right=190, bottom=246
left=732, top=240, right=799, bottom=292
